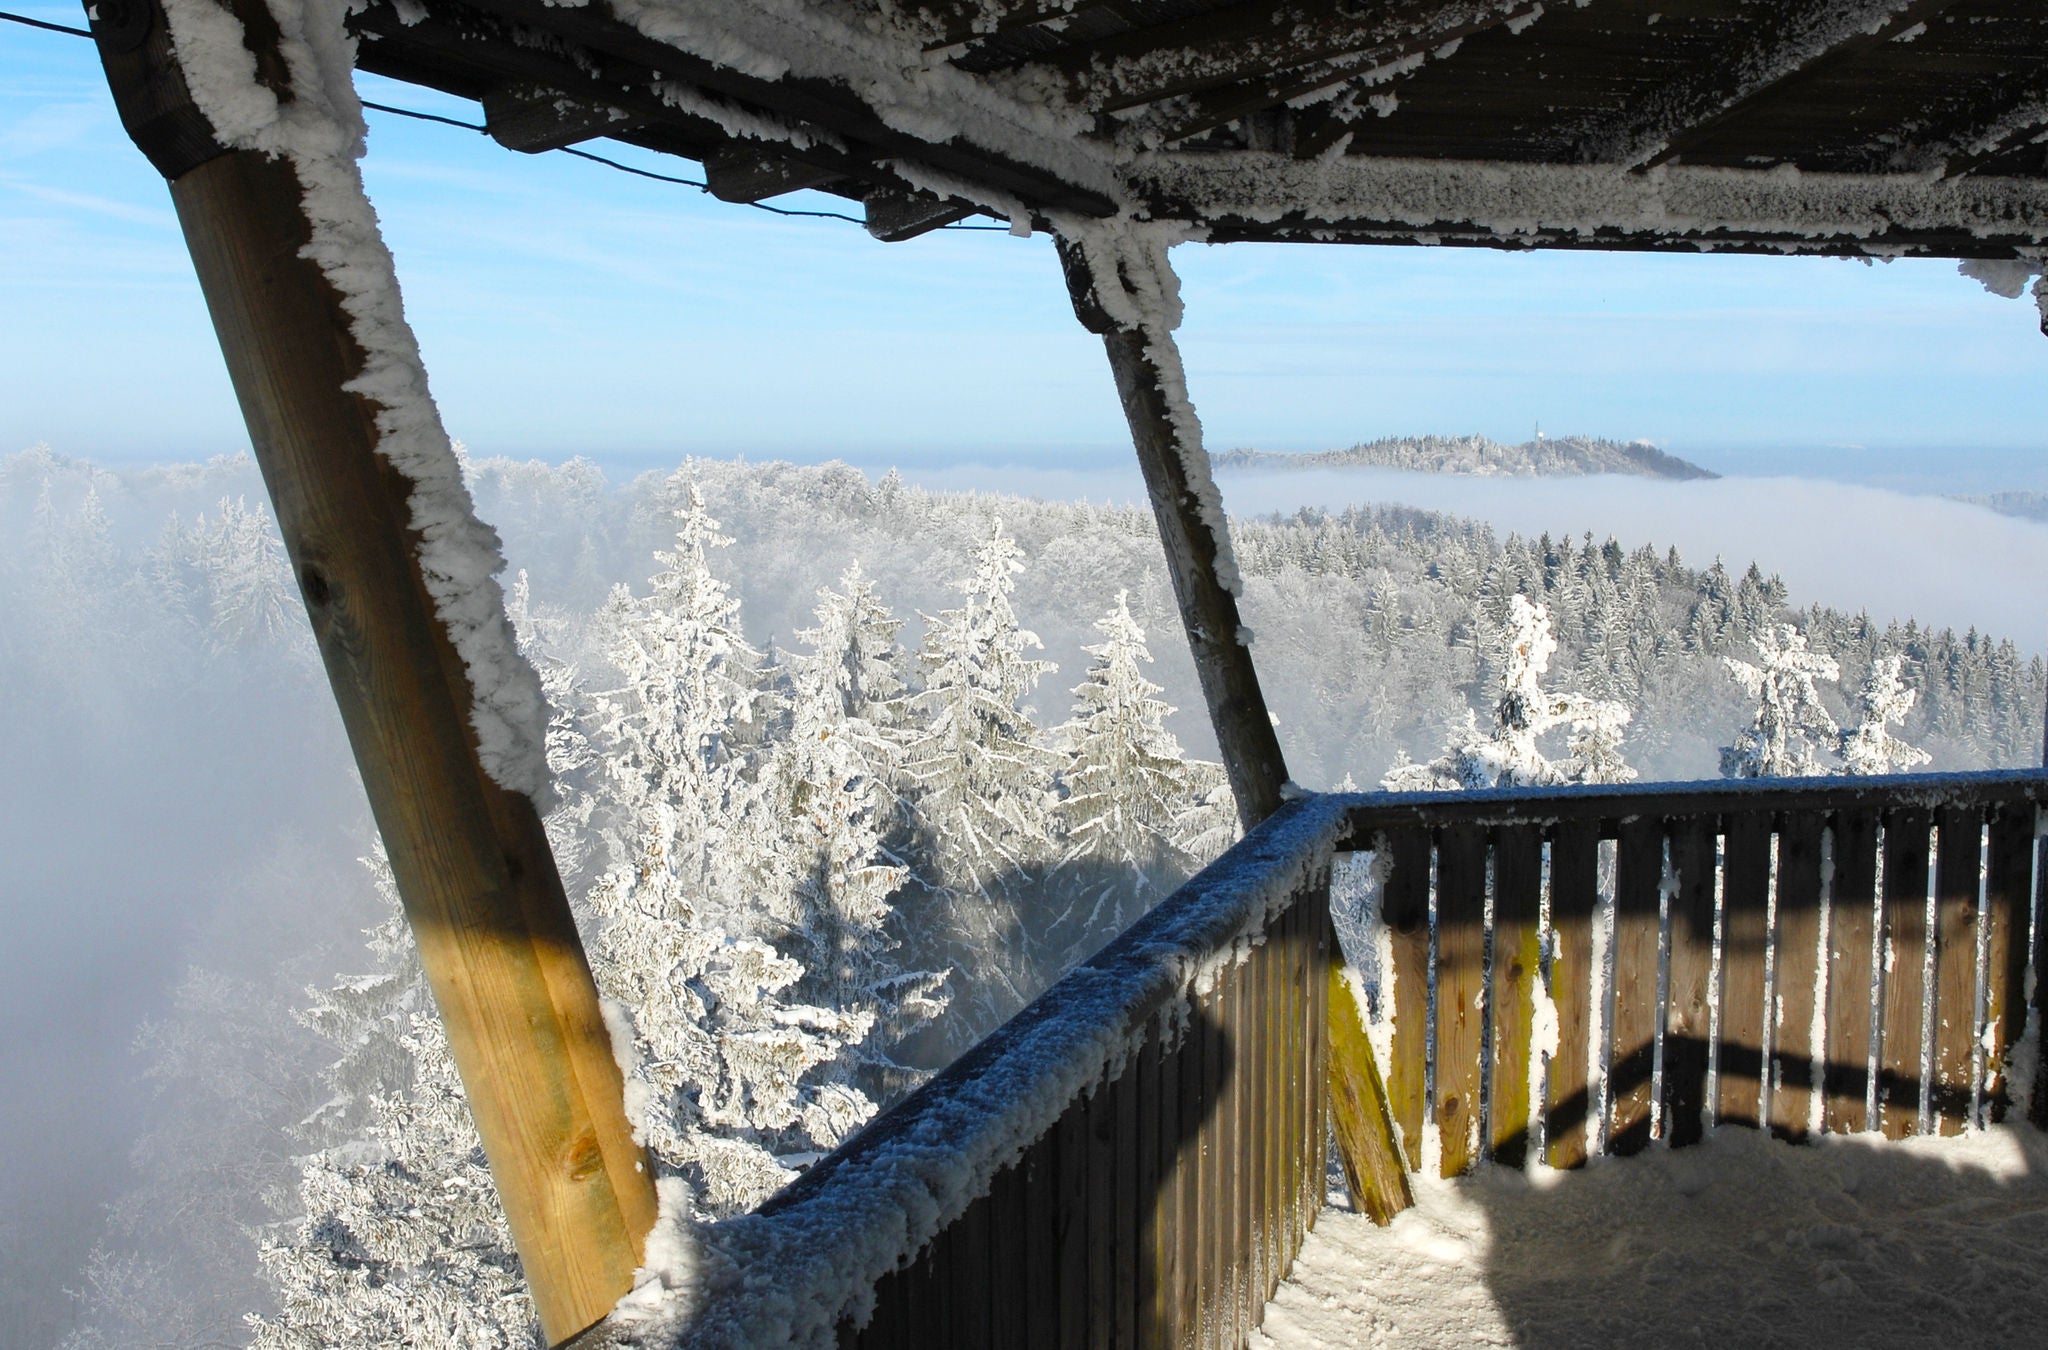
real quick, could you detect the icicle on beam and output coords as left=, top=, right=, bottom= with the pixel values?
left=86, top=1, right=657, bottom=1341
left=1055, top=228, right=1287, bottom=830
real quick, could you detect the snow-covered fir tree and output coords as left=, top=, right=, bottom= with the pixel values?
left=247, top=856, right=537, bottom=1349
left=1720, top=623, right=1841, bottom=778
left=1840, top=653, right=1932, bottom=775
left=1382, top=594, right=1634, bottom=790
left=1054, top=591, right=1197, bottom=936
left=749, top=569, right=949, bottom=1108
left=906, top=521, right=1059, bottom=887
left=581, top=483, right=875, bottom=1217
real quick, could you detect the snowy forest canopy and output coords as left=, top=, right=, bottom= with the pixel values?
left=2, top=444, right=2041, bottom=1348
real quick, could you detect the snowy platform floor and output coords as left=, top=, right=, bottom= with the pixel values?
left=1257, top=1125, right=2048, bottom=1348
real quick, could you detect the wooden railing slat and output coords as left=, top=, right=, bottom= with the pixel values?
left=1985, top=803, right=2036, bottom=1124
left=1769, top=811, right=1826, bottom=1142
left=1382, top=828, right=1432, bottom=1170
left=1435, top=823, right=1489, bottom=1176
left=1717, top=810, right=1773, bottom=1130
left=1878, top=807, right=1934, bottom=1139
left=1173, top=1005, right=1204, bottom=1348
left=1490, top=825, right=1544, bottom=1168
left=1544, top=819, right=1600, bottom=1169
left=1609, top=816, right=1664, bottom=1155
left=1824, top=810, right=1881, bottom=1135
left=1932, top=806, right=1985, bottom=1136
left=1664, top=817, right=1717, bottom=1147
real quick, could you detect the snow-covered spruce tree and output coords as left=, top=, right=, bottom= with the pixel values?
left=248, top=855, right=538, bottom=1349
left=1720, top=623, right=1841, bottom=778
left=906, top=521, right=1059, bottom=886
left=1382, top=594, right=1635, bottom=791
left=1840, top=653, right=1932, bottom=775
left=748, top=577, right=950, bottom=1110
left=904, top=521, right=1060, bottom=1030
left=1052, top=590, right=1197, bottom=944
left=582, top=481, right=871, bottom=1217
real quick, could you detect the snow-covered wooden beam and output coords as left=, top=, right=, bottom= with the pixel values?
left=1148, top=0, right=1540, bottom=145
left=1565, top=0, right=1956, bottom=169
left=1048, top=0, right=1526, bottom=115
left=1055, top=228, right=1288, bottom=830
left=86, top=0, right=658, bottom=1341
left=1138, top=153, right=2048, bottom=258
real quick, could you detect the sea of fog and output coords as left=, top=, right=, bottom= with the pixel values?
left=886, top=462, right=2048, bottom=654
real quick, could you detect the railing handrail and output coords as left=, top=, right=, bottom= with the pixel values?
left=664, top=793, right=1355, bottom=1350
left=1337, top=767, right=2048, bottom=841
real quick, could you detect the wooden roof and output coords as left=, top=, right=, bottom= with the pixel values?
left=350, top=0, right=2048, bottom=255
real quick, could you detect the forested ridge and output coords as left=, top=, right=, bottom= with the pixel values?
left=1212, top=433, right=1717, bottom=480
left=3, top=444, right=2040, bottom=1347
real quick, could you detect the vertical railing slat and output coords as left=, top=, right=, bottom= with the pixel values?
left=1931, top=806, right=1984, bottom=1135
left=1664, top=817, right=1717, bottom=1147
left=1770, top=811, right=1826, bottom=1142
left=1174, top=997, right=1205, bottom=1346
left=1985, top=802, right=2036, bottom=1124
left=1434, top=822, right=1489, bottom=1176
left=1824, top=810, right=1881, bottom=1135
left=1717, top=810, right=1774, bottom=1129
left=1609, top=816, right=1664, bottom=1155
left=1878, top=807, right=1933, bottom=1139
left=1490, top=825, right=1545, bottom=1167
left=1130, top=1031, right=1165, bottom=1347
left=1084, top=1064, right=1116, bottom=1350
left=1383, top=827, right=1432, bottom=1170
left=1544, top=819, right=1599, bottom=1168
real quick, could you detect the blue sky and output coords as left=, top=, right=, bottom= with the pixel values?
left=5, top=9, right=2047, bottom=487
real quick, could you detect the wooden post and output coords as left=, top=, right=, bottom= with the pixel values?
left=1055, top=232, right=1288, bottom=830
left=88, top=4, right=657, bottom=1342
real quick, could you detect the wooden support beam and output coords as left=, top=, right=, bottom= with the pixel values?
left=484, top=83, right=643, bottom=153
left=1055, top=232, right=1287, bottom=829
left=1566, top=0, right=1961, bottom=168
left=704, top=145, right=843, bottom=202
left=88, top=3, right=657, bottom=1343
left=1047, top=0, right=1526, bottom=116
left=864, top=185, right=978, bottom=240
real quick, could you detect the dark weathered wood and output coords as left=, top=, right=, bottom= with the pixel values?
left=482, top=83, right=640, bottom=152
left=1545, top=820, right=1599, bottom=1168
left=1770, top=811, right=1827, bottom=1142
left=864, top=185, right=979, bottom=241
left=1824, top=811, right=1881, bottom=1135
left=1567, top=0, right=1958, bottom=166
left=1663, top=818, right=1716, bottom=1147
left=1609, top=817, right=1664, bottom=1155
left=1931, top=806, right=1984, bottom=1134
left=1717, top=811, right=1773, bottom=1130
left=988, top=1148, right=1029, bottom=1350
left=1382, top=828, right=1432, bottom=1169
left=704, top=146, right=844, bottom=202
left=1128, top=1031, right=1164, bottom=1347
left=1309, top=888, right=1333, bottom=1230
left=1490, top=825, right=1544, bottom=1167
left=1199, top=981, right=1226, bottom=1350
left=1020, top=1128, right=1059, bottom=1350
left=1054, top=1085, right=1091, bottom=1348
left=103, top=26, right=658, bottom=1331
left=1343, top=771, right=2048, bottom=842
left=1434, top=823, right=1488, bottom=1177
left=1877, top=808, right=1933, bottom=1139
left=1113, top=1036, right=1141, bottom=1349
left=1985, top=803, right=2036, bottom=1123
left=1058, top=235, right=1288, bottom=831
left=1084, top=1063, right=1116, bottom=1350
left=1148, top=1011, right=1183, bottom=1349
left=946, top=1180, right=993, bottom=1348
left=1174, top=1002, right=1205, bottom=1344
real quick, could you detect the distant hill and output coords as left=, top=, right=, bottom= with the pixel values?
left=1213, top=434, right=1718, bottom=481
left=1962, top=490, right=2048, bottom=523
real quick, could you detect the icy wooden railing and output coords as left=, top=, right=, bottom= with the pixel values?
left=1342, top=769, right=2048, bottom=1178
left=668, top=795, right=1354, bottom=1350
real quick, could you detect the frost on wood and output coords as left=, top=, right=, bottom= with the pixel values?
left=157, top=0, right=553, bottom=802
left=1058, top=221, right=1245, bottom=599
left=631, top=795, right=1353, bottom=1350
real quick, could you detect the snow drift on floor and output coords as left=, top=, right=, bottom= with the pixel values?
left=1258, top=1124, right=2048, bottom=1348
